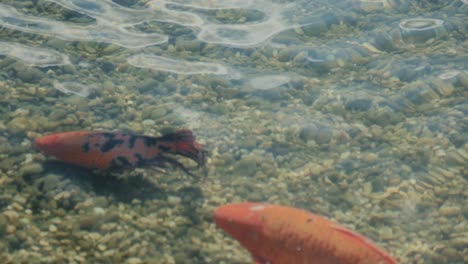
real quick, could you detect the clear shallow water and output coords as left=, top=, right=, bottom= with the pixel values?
left=0, top=0, right=466, bottom=263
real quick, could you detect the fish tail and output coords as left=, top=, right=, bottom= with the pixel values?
left=159, top=129, right=206, bottom=168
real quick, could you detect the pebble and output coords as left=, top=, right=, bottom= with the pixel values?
left=93, top=207, right=106, bottom=215
left=450, top=237, right=468, bottom=249
left=6, top=225, right=16, bottom=234
left=0, top=215, right=7, bottom=235
left=234, top=156, right=258, bottom=177
left=345, top=98, right=373, bottom=111
left=142, top=119, right=156, bottom=127
left=16, top=67, right=46, bottom=83
left=299, top=123, right=332, bottom=144
left=439, top=205, right=461, bottom=216
left=49, top=224, right=58, bottom=232
left=150, top=107, right=167, bottom=119
left=19, top=163, right=44, bottom=176
left=125, top=257, right=143, bottom=264
left=7, top=117, right=32, bottom=134
left=48, top=109, right=69, bottom=121
left=299, top=123, right=318, bottom=142
left=167, top=196, right=181, bottom=205
left=3, top=211, right=19, bottom=224
left=98, top=244, right=107, bottom=252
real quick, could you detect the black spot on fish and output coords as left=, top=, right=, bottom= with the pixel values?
left=128, top=135, right=138, bottom=149
left=81, top=142, right=90, bottom=153
left=134, top=153, right=145, bottom=166
left=111, top=156, right=132, bottom=168
left=143, top=136, right=157, bottom=147
left=100, top=133, right=125, bottom=152
left=306, top=218, right=313, bottom=223
left=158, top=144, right=171, bottom=152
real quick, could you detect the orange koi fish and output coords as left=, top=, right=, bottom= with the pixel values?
left=213, top=202, right=398, bottom=264
left=35, top=129, right=206, bottom=175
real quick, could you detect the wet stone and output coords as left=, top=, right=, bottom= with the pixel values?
left=345, top=99, right=373, bottom=111
left=234, top=156, right=258, bottom=177
left=0, top=156, right=24, bottom=171
left=299, top=123, right=318, bottom=142
left=239, top=137, right=258, bottom=149
left=299, top=123, right=332, bottom=144
left=150, top=108, right=167, bottom=119
left=0, top=215, right=7, bottom=236
left=175, top=39, right=202, bottom=52
left=100, top=61, right=115, bottom=73
left=48, top=109, right=68, bottom=121
left=137, top=80, right=160, bottom=93
left=19, top=163, right=43, bottom=177
left=16, top=67, right=46, bottom=83
left=7, top=117, right=32, bottom=134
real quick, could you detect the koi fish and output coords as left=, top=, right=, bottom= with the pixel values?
left=213, top=202, right=398, bottom=264
left=35, top=129, right=206, bottom=175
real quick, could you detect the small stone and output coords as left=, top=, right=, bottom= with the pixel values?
left=19, top=163, right=43, bottom=176
left=234, top=156, right=258, bottom=177
left=451, top=237, right=468, bottom=249
left=7, top=117, right=31, bottom=134
left=3, top=211, right=19, bottom=225
left=299, top=123, right=332, bottom=144
left=299, top=123, right=318, bottom=142
left=16, top=67, right=46, bottom=83
left=6, top=225, right=16, bottom=234
left=125, top=257, right=142, bottom=264
left=175, top=39, right=202, bottom=52
left=150, top=107, right=167, bottom=119
left=142, top=119, right=156, bottom=127
left=98, top=244, right=107, bottom=252
left=49, top=224, right=58, bottom=232
left=39, top=240, right=50, bottom=247
left=345, top=99, right=373, bottom=111
left=167, top=196, right=181, bottom=205
left=48, top=109, right=69, bottom=121
left=0, top=215, right=7, bottom=236
left=93, top=207, right=106, bottom=215
left=439, top=205, right=461, bottom=216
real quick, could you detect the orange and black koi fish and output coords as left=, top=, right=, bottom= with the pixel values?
left=213, top=202, right=398, bottom=264
left=35, top=129, right=206, bottom=175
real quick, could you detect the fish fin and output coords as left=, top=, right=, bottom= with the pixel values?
left=252, top=255, right=271, bottom=264
left=150, top=154, right=197, bottom=177
left=159, top=129, right=207, bottom=168
left=331, top=225, right=397, bottom=264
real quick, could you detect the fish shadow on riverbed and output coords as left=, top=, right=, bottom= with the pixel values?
left=30, top=160, right=169, bottom=203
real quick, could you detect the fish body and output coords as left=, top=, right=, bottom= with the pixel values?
left=213, top=202, right=397, bottom=264
left=35, top=129, right=205, bottom=173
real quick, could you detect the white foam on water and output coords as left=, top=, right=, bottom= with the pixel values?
left=48, top=0, right=201, bottom=27
left=0, top=41, right=70, bottom=67
left=155, top=0, right=254, bottom=9
left=53, top=80, right=94, bottom=97
left=0, top=3, right=167, bottom=48
left=399, top=18, right=444, bottom=32
left=127, top=54, right=241, bottom=78
left=153, top=0, right=299, bottom=47
left=1, top=0, right=331, bottom=49
left=438, top=71, right=460, bottom=80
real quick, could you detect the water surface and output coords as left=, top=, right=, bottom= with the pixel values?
left=0, top=0, right=466, bottom=263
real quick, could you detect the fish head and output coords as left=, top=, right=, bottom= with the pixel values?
left=35, top=133, right=64, bottom=153
left=213, top=202, right=267, bottom=249
left=35, top=132, right=86, bottom=157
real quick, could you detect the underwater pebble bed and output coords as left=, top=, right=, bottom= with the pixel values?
left=0, top=0, right=467, bottom=263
